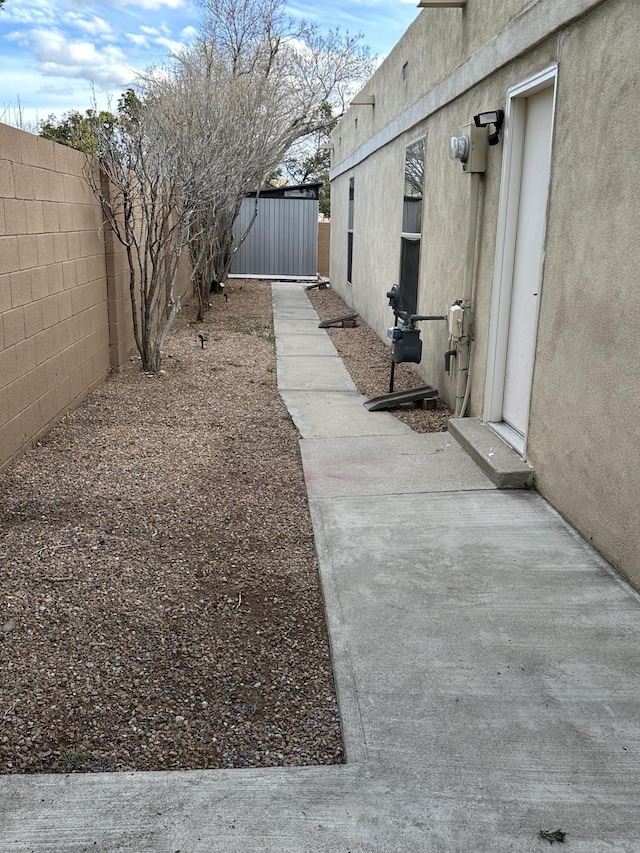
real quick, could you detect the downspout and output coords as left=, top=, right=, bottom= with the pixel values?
left=454, top=168, right=481, bottom=418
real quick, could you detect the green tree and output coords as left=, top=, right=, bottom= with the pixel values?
left=39, top=108, right=118, bottom=155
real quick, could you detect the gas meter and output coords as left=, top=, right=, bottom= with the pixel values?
left=387, top=326, right=423, bottom=364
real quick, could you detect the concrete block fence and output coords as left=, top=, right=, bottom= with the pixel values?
left=0, top=123, right=134, bottom=473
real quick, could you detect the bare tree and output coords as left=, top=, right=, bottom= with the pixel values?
left=163, top=0, right=374, bottom=316
left=81, top=0, right=374, bottom=358
left=282, top=102, right=336, bottom=217
left=141, top=47, right=277, bottom=319
left=84, top=93, right=213, bottom=372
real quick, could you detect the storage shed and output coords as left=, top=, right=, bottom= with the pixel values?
left=229, top=183, right=321, bottom=280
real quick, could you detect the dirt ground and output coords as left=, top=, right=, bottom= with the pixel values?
left=0, top=279, right=449, bottom=774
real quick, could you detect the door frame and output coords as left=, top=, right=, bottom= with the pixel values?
left=483, top=65, right=558, bottom=457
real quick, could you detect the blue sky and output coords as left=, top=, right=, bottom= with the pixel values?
left=0, top=0, right=421, bottom=128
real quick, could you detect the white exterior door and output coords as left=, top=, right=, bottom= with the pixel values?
left=484, top=68, right=557, bottom=456
left=502, top=87, right=554, bottom=435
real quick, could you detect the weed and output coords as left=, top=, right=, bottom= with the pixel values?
left=221, top=317, right=275, bottom=343
left=61, top=745, right=94, bottom=772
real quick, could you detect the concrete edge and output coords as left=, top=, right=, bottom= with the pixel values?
left=448, top=417, right=534, bottom=489
left=306, top=494, right=370, bottom=765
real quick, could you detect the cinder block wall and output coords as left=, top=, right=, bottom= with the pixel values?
left=0, top=123, right=132, bottom=473
left=317, top=222, right=330, bottom=278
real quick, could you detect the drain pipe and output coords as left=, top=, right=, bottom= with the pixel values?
left=454, top=170, right=481, bottom=416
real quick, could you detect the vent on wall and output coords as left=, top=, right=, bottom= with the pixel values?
left=402, top=62, right=409, bottom=82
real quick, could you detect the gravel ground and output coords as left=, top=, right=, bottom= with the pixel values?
left=0, top=279, right=449, bottom=775
left=307, top=286, right=452, bottom=432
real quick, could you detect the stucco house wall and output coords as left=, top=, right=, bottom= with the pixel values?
left=0, top=124, right=134, bottom=473
left=329, top=0, right=640, bottom=588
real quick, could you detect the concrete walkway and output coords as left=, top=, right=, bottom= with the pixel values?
left=2, top=282, right=640, bottom=852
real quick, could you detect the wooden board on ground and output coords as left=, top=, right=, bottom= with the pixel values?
left=318, top=313, right=358, bottom=329
left=364, top=386, right=439, bottom=411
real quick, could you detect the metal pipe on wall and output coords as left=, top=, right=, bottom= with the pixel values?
left=454, top=170, right=481, bottom=417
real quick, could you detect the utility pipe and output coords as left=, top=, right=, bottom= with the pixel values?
left=454, top=170, right=481, bottom=417
left=459, top=345, right=474, bottom=418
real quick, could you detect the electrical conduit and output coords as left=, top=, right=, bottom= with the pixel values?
left=454, top=170, right=481, bottom=418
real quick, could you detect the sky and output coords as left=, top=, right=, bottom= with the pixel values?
left=0, top=0, right=421, bottom=129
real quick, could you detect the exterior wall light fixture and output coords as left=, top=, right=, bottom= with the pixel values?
left=473, top=109, right=504, bottom=145
left=417, top=1, right=466, bottom=7
left=350, top=93, right=375, bottom=107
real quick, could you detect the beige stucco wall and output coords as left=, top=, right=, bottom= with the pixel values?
left=331, top=39, right=557, bottom=401
left=330, top=0, right=640, bottom=587
left=0, top=124, right=133, bottom=473
left=332, top=0, right=523, bottom=167
left=527, top=0, right=640, bottom=584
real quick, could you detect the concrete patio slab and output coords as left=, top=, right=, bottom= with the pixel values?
left=277, top=355, right=356, bottom=392
left=280, top=390, right=412, bottom=438
left=313, top=488, right=640, bottom=781
left=276, top=333, right=338, bottom=357
left=271, top=284, right=319, bottom=311
left=300, top=432, right=496, bottom=498
left=273, top=316, right=327, bottom=337
left=272, top=306, right=319, bottom=320
left=2, top=282, right=640, bottom=853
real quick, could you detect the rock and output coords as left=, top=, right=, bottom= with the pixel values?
left=2, top=620, right=16, bottom=634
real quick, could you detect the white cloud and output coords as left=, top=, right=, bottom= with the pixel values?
left=114, top=0, right=186, bottom=9
left=2, top=0, right=57, bottom=27
left=126, top=32, right=149, bottom=47
left=154, top=35, right=186, bottom=56
left=140, top=24, right=171, bottom=36
left=0, top=0, right=201, bottom=125
left=122, top=22, right=193, bottom=58
left=72, top=16, right=114, bottom=38
left=14, top=27, right=137, bottom=89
